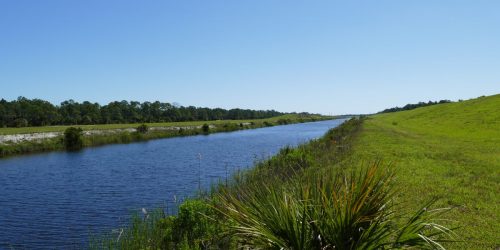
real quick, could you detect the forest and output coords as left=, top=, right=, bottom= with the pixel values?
left=0, top=97, right=285, bottom=127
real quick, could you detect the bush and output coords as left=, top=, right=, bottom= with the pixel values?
left=136, top=124, right=149, bottom=133
left=64, top=127, right=83, bottom=150
left=263, top=121, right=273, bottom=127
left=218, top=162, right=455, bottom=249
left=201, top=124, right=210, bottom=134
left=170, top=200, right=220, bottom=247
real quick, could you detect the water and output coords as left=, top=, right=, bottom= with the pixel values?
left=0, top=119, right=346, bottom=249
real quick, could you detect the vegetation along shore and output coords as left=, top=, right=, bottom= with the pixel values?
left=0, top=113, right=334, bottom=158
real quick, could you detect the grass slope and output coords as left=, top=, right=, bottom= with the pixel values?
left=348, top=94, right=500, bottom=248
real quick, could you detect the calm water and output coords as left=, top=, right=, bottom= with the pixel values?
left=0, top=119, right=345, bottom=249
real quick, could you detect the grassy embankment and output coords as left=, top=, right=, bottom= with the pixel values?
left=0, top=114, right=330, bottom=158
left=345, top=94, right=500, bottom=249
left=92, top=117, right=457, bottom=249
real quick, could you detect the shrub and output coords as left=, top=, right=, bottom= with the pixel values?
left=136, top=124, right=149, bottom=133
left=170, top=199, right=220, bottom=247
left=263, top=121, right=273, bottom=127
left=217, top=162, right=455, bottom=249
left=202, top=124, right=210, bottom=134
left=64, top=127, right=83, bottom=150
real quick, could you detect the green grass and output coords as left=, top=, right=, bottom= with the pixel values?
left=0, top=114, right=328, bottom=135
left=347, top=94, right=500, bottom=249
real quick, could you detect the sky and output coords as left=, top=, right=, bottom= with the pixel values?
left=1, top=1, right=499, bottom=115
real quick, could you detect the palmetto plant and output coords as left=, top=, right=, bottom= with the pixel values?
left=217, top=162, right=455, bottom=249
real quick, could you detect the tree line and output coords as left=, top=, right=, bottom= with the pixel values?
left=379, top=100, right=452, bottom=113
left=0, top=97, right=284, bottom=127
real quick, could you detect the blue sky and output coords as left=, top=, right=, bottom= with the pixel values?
left=1, top=1, right=499, bottom=114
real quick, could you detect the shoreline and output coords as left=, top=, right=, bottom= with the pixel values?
left=0, top=115, right=337, bottom=159
left=0, top=125, right=219, bottom=145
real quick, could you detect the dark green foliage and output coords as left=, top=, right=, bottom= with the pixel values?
left=263, top=121, right=274, bottom=127
left=63, top=127, right=83, bottom=150
left=136, top=124, right=148, bottom=133
left=13, top=118, right=28, bottom=127
left=380, top=99, right=452, bottom=113
left=201, top=123, right=209, bottom=133
left=0, top=97, right=286, bottom=127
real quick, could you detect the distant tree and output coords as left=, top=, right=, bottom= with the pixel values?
left=80, top=101, right=101, bottom=124
left=0, top=98, right=286, bottom=127
left=380, top=100, right=452, bottom=113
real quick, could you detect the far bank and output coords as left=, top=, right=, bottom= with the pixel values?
left=0, top=114, right=338, bottom=158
